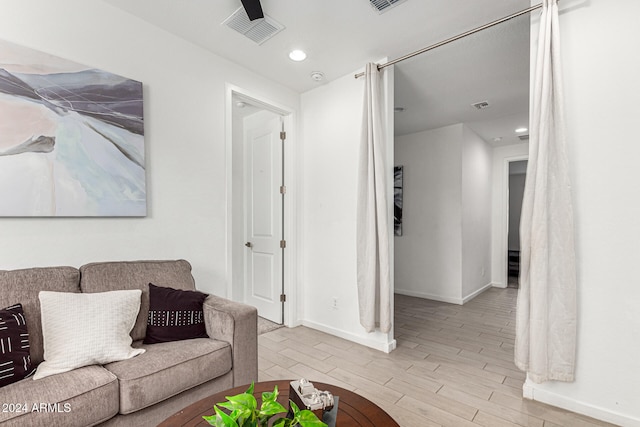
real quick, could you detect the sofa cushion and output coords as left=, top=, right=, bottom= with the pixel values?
left=0, top=304, right=35, bottom=387
left=0, top=267, right=80, bottom=365
left=104, top=338, right=232, bottom=414
left=79, top=260, right=196, bottom=341
left=35, top=290, right=145, bottom=380
left=0, top=365, right=118, bottom=427
left=144, top=283, right=209, bottom=344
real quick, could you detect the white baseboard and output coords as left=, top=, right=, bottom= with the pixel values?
left=394, top=289, right=463, bottom=305
left=492, top=281, right=507, bottom=289
left=524, top=380, right=640, bottom=427
left=462, top=282, right=493, bottom=304
left=301, top=320, right=397, bottom=353
left=395, top=282, right=494, bottom=306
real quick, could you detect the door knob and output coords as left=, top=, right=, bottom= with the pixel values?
left=245, top=242, right=253, bottom=248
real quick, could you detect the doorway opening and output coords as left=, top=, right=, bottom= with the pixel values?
left=389, top=3, right=530, bottom=405
left=226, top=87, right=295, bottom=326
left=507, top=160, right=528, bottom=289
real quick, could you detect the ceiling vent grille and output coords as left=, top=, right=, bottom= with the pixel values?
left=518, top=134, right=530, bottom=141
left=369, top=0, right=408, bottom=13
left=471, top=101, right=491, bottom=110
left=222, top=7, right=284, bottom=45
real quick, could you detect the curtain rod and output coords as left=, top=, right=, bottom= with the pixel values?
left=355, top=2, right=544, bottom=79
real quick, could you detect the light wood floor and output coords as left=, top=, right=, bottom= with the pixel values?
left=258, top=288, right=617, bottom=427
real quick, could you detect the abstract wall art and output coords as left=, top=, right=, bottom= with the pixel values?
left=394, top=165, right=403, bottom=236
left=0, top=38, right=145, bottom=217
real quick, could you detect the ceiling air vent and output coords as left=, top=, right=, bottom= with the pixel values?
left=369, top=0, right=408, bottom=13
left=518, top=134, right=530, bottom=141
left=472, top=101, right=491, bottom=110
left=222, top=7, right=284, bottom=45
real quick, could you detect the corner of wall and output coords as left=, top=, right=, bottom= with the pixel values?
left=302, top=320, right=397, bottom=353
left=461, top=282, right=493, bottom=304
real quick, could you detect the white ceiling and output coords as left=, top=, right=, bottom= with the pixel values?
left=103, top=0, right=531, bottom=144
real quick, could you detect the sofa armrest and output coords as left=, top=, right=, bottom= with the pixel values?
left=203, top=295, right=258, bottom=387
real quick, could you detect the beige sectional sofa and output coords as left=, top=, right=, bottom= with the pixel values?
left=0, top=260, right=258, bottom=426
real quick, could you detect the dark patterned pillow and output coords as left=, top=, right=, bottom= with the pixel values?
left=144, top=283, right=209, bottom=344
left=0, top=304, right=35, bottom=388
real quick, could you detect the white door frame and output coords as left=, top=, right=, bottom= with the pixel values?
left=225, top=83, right=297, bottom=326
left=500, top=155, right=529, bottom=289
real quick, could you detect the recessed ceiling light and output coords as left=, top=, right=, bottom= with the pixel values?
left=288, top=50, right=307, bottom=61
left=492, top=137, right=503, bottom=142
left=515, top=127, right=528, bottom=133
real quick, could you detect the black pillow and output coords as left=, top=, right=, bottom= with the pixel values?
left=144, top=283, right=209, bottom=344
left=0, top=304, right=35, bottom=388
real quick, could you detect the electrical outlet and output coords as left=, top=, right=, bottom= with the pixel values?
left=481, top=267, right=486, bottom=277
left=332, top=297, right=338, bottom=309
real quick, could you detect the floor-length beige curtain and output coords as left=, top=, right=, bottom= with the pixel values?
left=515, top=0, right=577, bottom=383
left=356, top=63, right=391, bottom=333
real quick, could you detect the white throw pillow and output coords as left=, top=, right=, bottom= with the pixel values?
left=34, top=290, right=145, bottom=380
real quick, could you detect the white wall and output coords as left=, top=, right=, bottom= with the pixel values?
left=300, top=65, right=395, bottom=352
left=523, top=1, right=640, bottom=425
left=0, top=0, right=299, bottom=297
left=394, top=124, right=492, bottom=304
left=461, top=125, right=492, bottom=301
left=394, top=125, right=463, bottom=303
left=490, top=143, right=529, bottom=288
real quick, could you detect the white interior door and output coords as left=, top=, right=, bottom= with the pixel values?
left=244, top=111, right=283, bottom=323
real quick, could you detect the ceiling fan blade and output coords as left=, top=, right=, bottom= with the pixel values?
left=240, top=0, right=264, bottom=21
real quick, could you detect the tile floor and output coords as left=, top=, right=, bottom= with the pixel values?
left=258, top=288, right=617, bottom=426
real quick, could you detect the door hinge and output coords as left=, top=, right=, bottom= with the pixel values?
left=280, top=131, right=286, bottom=140
left=280, top=240, right=287, bottom=249
left=280, top=185, right=286, bottom=194
left=280, top=294, right=286, bottom=303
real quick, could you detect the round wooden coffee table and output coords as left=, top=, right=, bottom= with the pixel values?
left=159, top=380, right=399, bottom=426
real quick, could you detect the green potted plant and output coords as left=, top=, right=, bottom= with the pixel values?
left=203, top=383, right=327, bottom=427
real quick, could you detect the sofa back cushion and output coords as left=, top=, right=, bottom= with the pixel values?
left=0, top=267, right=81, bottom=365
left=79, top=260, right=196, bottom=342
